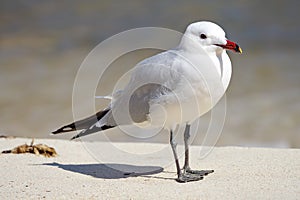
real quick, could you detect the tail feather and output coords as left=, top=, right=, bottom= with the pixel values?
left=52, top=109, right=111, bottom=135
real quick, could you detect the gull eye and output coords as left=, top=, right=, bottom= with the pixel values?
left=200, top=34, right=207, bottom=39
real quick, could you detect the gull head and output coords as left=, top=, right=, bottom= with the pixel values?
left=181, top=21, right=242, bottom=54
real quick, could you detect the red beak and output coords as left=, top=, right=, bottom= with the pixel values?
left=216, top=39, right=242, bottom=53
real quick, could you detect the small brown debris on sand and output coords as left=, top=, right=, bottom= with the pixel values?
left=0, top=135, right=16, bottom=139
left=1, top=139, right=57, bottom=157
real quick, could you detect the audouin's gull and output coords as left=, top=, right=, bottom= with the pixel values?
left=53, top=21, right=242, bottom=183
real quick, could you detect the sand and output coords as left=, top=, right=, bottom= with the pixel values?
left=0, top=138, right=299, bottom=199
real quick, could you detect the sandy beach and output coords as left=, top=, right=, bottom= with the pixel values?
left=1, top=138, right=299, bottom=199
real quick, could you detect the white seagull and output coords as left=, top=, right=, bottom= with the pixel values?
left=53, top=21, right=242, bottom=183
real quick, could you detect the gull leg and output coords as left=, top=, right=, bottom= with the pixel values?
left=183, top=124, right=214, bottom=176
left=170, top=129, right=181, bottom=176
left=170, top=129, right=202, bottom=183
left=183, top=124, right=191, bottom=171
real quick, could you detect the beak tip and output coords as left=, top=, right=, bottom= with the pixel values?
left=235, top=44, right=242, bottom=54
left=238, top=47, right=243, bottom=54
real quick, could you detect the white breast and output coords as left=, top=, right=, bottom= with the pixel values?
left=147, top=50, right=232, bottom=129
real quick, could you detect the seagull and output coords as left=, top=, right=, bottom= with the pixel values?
left=52, top=21, right=242, bottom=183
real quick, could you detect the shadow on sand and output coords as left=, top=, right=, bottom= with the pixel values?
left=43, top=162, right=164, bottom=179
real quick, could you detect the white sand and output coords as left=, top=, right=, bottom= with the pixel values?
left=0, top=138, right=299, bottom=199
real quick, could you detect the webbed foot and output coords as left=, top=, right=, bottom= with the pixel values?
left=176, top=172, right=203, bottom=183
left=186, top=169, right=214, bottom=176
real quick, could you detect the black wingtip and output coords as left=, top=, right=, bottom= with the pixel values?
left=70, top=129, right=89, bottom=140
left=51, top=124, right=76, bottom=135
left=51, top=128, right=67, bottom=134
left=51, top=129, right=60, bottom=134
left=70, top=134, right=79, bottom=140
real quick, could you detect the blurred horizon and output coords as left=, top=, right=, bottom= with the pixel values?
left=0, top=0, right=300, bottom=148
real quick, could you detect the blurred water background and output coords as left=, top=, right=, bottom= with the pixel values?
left=0, top=0, right=299, bottom=148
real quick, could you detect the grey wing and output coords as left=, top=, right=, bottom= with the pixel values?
left=109, top=51, right=181, bottom=125
left=128, top=83, right=171, bottom=123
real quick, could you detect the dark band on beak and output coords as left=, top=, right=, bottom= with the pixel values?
left=235, top=44, right=242, bottom=53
